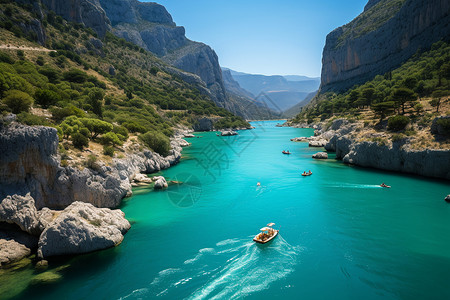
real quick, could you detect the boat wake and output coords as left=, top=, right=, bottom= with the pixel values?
left=326, top=183, right=382, bottom=189
left=119, top=236, right=302, bottom=300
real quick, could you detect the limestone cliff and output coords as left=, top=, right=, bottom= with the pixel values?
left=319, top=119, right=450, bottom=180
left=321, top=0, right=450, bottom=92
left=97, top=0, right=230, bottom=109
left=41, top=0, right=111, bottom=38
left=0, top=122, right=182, bottom=209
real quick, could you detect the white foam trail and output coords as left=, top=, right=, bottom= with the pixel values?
left=216, top=238, right=240, bottom=247
left=120, top=237, right=302, bottom=300
left=188, top=236, right=301, bottom=300
left=150, top=268, right=181, bottom=285
left=326, top=183, right=382, bottom=189
left=118, top=288, right=149, bottom=299
left=184, top=248, right=215, bottom=264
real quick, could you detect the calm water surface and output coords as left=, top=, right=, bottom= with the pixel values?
left=3, top=120, right=450, bottom=300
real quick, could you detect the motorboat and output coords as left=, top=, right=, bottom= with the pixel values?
left=253, top=223, right=279, bottom=244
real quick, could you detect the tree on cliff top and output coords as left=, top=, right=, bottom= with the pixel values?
left=392, top=88, right=416, bottom=115
left=372, top=101, right=395, bottom=121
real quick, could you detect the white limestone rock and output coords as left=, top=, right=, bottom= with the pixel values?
left=37, top=202, right=131, bottom=259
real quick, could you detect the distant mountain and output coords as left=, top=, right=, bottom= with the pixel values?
left=283, top=75, right=318, bottom=82
left=282, top=91, right=318, bottom=118
left=222, top=69, right=281, bottom=120
left=222, top=68, right=320, bottom=113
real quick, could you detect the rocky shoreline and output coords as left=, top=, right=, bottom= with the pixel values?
left=0, top=121, right=191, bottom=266
left=289, top=119, right=450, bottom=180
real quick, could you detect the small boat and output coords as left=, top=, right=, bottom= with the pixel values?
left=253, top=223, right=279, bottom=244
left=380, top=183, right=391, bottom=188
left=301, top=171, right=312, bottom=176
left=282, top=151, right=291, bottom=155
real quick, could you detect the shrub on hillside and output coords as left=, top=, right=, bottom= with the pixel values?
left=17, top=112, right=50, bottom=126
left=63, top=69, right=88, bottom=83
left=100, top=132, right=122, bottom=147
left=436, top=118, right=450, bottom=136
left=103, top=145, right=115, bottom=157
left=71, top=132, right=89, bottom=150
left=0, top=52, right=14, bottom=64
left=388, top=115, right=410, bottom=131
left=35, top=89, right=61, bottom=108
left=139, top=131, right=171, bottom=156
left=2, top=90, right=33, bottom=114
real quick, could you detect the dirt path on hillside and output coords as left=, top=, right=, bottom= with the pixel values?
left=0, top=44, right=55, bottom=52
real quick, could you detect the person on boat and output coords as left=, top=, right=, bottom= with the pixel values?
left=302, top=171, right=307, bottom=175
left=308, top=170, right=312, bottom=175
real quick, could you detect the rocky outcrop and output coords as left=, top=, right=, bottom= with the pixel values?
left=321, top=0, right=450, bottom=92
left=0, top=225, right=38, bottom=266
left=96, top=0, right=230, bottom=109
left=163, top=42, right=229, bottom=109
left=341, top=140, right=450, bottom=179
left=312, top=152, right=328, bottom=159
left=0, top=194, right=43, bottom=236
left=193, top=117, right=215, bottom=132
left=221, top=131, right=238, bottom=136
left=37, top=202, right=130, bottom=258
left=41, top=0, right=111, bottom=38
left=98, top=0, right=174, bottom=26
left=290, top=136, right=327, bottom=147
left=0, top=122, right=182, bottom=209
left=153, top=176, right=168, bottom=190
left=315, top=119, right=450, bottom=180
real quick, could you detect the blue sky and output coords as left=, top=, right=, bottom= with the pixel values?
left=143, top=0, right=367, bottom=77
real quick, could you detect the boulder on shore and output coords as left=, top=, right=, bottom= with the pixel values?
left=312, top=152, right=328, bottom=159
left=221, top=131, right=238, bottom=136
left=37, top=202, right=130, bottom=259
left=309, top=139, right=328, bottom=147
left=133, top=173, right=153, bottom=183
left=0, top=227, right=38, bottom=266
left=153, top=176, right=168, bottom=189
left=0, top=193, right=43, bottom=236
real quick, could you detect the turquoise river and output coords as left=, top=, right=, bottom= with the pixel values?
left=2, top=120, right=450, bottom=300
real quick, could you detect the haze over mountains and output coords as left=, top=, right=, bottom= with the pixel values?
left=222, top=68, right=320, bottom=113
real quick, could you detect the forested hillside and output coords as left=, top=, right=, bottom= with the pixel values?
left=0, top=1, right=249, bottom=160
left=293, top=41, right=450, bottom=148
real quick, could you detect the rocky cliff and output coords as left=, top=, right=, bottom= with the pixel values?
left=41, top=0, right=111, bottom=38
left=0, top=121, right=183, bottom=209
left=318, top=119, right=450, bottom=180
left=40, top=0, right=239, bottom=116
left=96, top=0, right=230, bottom=110
left=321, top=0, right=450, bottom=92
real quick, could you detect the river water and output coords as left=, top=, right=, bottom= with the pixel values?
left=3, top=120, right=450, bottom=300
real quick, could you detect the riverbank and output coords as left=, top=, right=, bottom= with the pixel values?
left=288, top=118, right=450, bottom=180
left=0, top=119, right=191, bottom=267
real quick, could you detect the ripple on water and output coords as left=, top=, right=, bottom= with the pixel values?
left=119, top=236, right=302, bottom=300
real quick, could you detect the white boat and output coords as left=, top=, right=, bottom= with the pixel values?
left=253, top=223, right=279, bottom=244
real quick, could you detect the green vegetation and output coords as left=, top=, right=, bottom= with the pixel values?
left=214, top=116, right=250, bottom=130
left=436, top=118, right=450, bottom=136
left=336, top=0, right=407, bottom=48
left=0, top=1, right=249, bottom=159
left=295, top=41, right=450, bottom=123
left=2, top=89, right=33, bottom=113
left=387, top=115, right=410, bottom=131
left=139, top=131, right=171, bottom=156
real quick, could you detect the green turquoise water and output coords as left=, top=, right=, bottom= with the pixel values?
left=4, top=120, right=450, bottom=300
